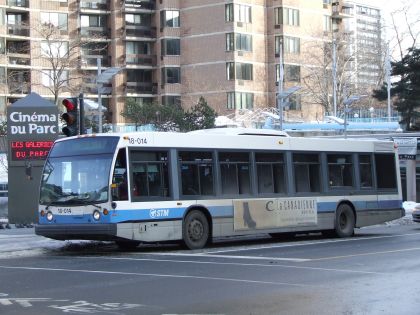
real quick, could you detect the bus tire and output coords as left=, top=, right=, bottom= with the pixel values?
left=115, top=240, right=140, bottom=250
left=334, top=204, right=355, bottom=238
left=183, top=210, right=209, bottom=250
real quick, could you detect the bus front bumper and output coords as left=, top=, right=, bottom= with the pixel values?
left=35, top=224, right=117, bottom=241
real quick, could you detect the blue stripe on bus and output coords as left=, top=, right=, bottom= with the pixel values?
left=38, top=199, right=402, bottom=225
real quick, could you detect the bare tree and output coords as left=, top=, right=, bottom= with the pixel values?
left=388, top=0, right=420, bottom=60
left=30, top=20, right=105, bottom=105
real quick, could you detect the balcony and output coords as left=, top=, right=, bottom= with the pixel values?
left=124, top=82, right=157, bottom=94
left=7, top=24, right=30, bottom=37
left=123, top=0, right=156, bottom=11
left=80, top=27, right=110, bottom=38
left=8, top=54, right=30, bottom=66
left=124, top=26, right=156, bottom=39
left=7, top=0, right=29, bottom=8
left=80, top=55, right=111, bottom=67
left=79, top=1, right=109, bottom=11
left=125, top=54, right=157, bottom=66
left=8, top=81, right=30, bottom=94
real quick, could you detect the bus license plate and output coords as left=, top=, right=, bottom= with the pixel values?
left=57, top=208, right=83, bottom=215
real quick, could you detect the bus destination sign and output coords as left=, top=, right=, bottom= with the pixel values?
left=10, top=140, right=54, bottom=161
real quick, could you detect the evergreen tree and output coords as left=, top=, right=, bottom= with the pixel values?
left=182, top=96, right=217, bottom=132
left=121, top=96, right=216, bottom=132
left=373, top=47, right=420, bottom=130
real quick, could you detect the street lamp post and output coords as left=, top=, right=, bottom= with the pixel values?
left=96, top=59, right=122, bottom=133
left=343, top=95, right=365, bottom=138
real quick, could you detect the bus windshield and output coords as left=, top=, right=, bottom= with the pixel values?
left=39, top=137, right=119, bottom=206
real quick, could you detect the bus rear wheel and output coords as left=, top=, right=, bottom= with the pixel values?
left=334, top=204, right=355, bottom=237
left=183, top=210, right=209, bottom=250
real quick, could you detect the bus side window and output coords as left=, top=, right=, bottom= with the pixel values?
left=112, top=149, right=128, bottom=201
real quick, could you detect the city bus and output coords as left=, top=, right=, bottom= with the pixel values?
left=35, top=128, right=404, bottom=249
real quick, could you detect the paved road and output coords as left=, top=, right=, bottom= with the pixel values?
left=0, top=224, right=420, bottom=314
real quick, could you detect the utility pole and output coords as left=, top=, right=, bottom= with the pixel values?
left=385, top=43, right=392, bottom=122
left=277, top=43, right=284, bottom=130
left=97, top=58, right=103, bottom=133
left=332, top=39, right=338, bottom=117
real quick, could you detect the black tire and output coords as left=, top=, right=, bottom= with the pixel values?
left=115, top=240, right=140, bottom=250
left=183, top=210, right=209, bottom=250
left=334, top=204, right=355, bottom=238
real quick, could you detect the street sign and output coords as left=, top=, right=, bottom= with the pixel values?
left=393, top=137, right=417, bottom=160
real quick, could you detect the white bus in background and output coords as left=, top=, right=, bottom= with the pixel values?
left=35, top=128, right=404, bottom=249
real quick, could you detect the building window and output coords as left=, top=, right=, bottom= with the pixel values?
left=162, top=67, right=180, bottom=84
left=274, top=7, right=300, bottom=26
left=127, top=69, right=152, bottom=82
left=161, top=38, right=180, bottom=55
left=162, top=95, right=181, bottom=106
left=227, top=92, right=254, bottom=110
left=323, top=15, right=332, bottom=32
left=277, top=64, right=301, bottom=82
left=126, top=41, right=151, bottom=55
left=226, top=62, right=253, bottom=80
left=80, top=15, right=107, bottom=27
left=160, top=10, right=180, bottom=28
left=225, top=4, right=252, bottom=23
left=226, top=33, right=252, bottom=51
left=41, top=41, right=68, bottom=58
left=41, top=70, right=68, bottom=87
left=275, top=36, right=300, bottom=55
left=40, top=12, right=68, bottom=30
left=288, top=94, right=301, bottom=110
left=276, top=93, right=301, bottom=111
left=126, top=13, right=151, bottom=26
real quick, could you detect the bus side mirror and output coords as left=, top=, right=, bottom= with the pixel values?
left=111, top=183, right=119, bottom=200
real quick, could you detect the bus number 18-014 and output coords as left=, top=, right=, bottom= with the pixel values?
left=129, top=138, right=148, bottom=145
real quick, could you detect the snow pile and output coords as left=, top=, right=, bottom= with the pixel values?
left=385, top=201, right=417, bottom=226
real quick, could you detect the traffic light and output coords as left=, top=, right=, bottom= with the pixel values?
left=61, top=97, right=79, bottom=137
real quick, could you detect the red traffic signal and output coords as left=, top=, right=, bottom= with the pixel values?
left=62, top=98, right=77, bottom=111
left=61, top=97, right=79, bottom=137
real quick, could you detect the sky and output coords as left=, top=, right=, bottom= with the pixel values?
left=364, top=0, right=420, bottom=58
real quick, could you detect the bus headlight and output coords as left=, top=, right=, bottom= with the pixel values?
left=93, top=210, right=101, bottom=221
left=46, top=211, right=53, bottom=222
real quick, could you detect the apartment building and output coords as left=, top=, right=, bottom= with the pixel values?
left=0, top=0, right=383, bottom=127
left=335, top=1, right=383, bottom=90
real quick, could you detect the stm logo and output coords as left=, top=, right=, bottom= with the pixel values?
left=149, top=209, right=170, bottom=219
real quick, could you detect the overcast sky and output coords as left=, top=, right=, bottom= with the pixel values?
left=364, top=0, right=419, bottom=58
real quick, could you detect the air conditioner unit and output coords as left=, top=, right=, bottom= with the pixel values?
left=237, top=22, right=243, bottom=27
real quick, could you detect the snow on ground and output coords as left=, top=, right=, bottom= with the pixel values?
left=385, top=201, right=417, bottom=226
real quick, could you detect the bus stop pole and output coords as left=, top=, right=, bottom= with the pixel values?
left=406, top=160, right=417, bottom=202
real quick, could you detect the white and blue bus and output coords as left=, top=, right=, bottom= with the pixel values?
left=35, top=128, right=404, bottom=249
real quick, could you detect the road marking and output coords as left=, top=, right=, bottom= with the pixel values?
left=203, top=231, right=420, bottom=255
left=143, top=252, right=310, bottom=262
left=75, top=256, right=386, bottom=275
left=310, top=247, right=420, bottom=261
left=0, top=265, right=318, bottom=288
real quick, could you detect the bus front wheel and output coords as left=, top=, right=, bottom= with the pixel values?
left=183, top=210, right=209, bottom=250
left=334, top=204, right=355, bottom=238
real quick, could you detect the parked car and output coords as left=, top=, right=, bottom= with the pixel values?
left=412, top=204, right=420, bottom=222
